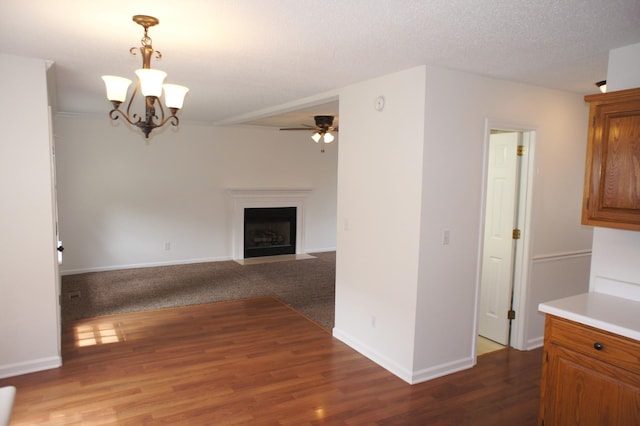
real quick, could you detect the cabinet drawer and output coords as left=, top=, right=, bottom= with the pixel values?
left=546, top=315, right=640, bottom=375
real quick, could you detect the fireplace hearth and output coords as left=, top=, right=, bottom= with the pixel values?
left=244, top=207, right=297, bottom=258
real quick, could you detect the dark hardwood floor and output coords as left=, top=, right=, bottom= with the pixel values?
left=0, top=297, right=542, bottom=425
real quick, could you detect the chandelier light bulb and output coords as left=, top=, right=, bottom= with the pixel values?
left=135, top=69, right=167, bottom=97
left=163, top=84, right=190, bottom=109
left=102, top=76, right=132, bottom=102
left=311, top=133, right=322, bottom=143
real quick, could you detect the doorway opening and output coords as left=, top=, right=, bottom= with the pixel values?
left=476, top=122, right=535, bottom=355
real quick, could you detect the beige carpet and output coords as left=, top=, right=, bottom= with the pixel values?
left=61, top=251, right=335, bottom=330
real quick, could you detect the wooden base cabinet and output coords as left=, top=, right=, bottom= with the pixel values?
left=539, top=315, right=640, bottom=425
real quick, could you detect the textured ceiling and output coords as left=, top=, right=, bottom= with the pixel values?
left=1, top=1, right=639, bottom=128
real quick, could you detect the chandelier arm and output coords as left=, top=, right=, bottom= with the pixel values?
left=147, top=101, right=180, bottom=127
left=108, top=108, right=142, bottom=127
left=126, top=81, right=141, bottom=120
left=137, top=96, right=161, bottom=138
left=154, top=114, right=180, bottom=128
left=133, top=97, right=178, bottom=138
left=156, top=99, right=166, bottom=123
left=136, top=121, right=158, bottom=139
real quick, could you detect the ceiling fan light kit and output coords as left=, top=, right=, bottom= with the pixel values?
left=320, top=132, right=334, bottom=143
left=101, top=15, right=189, bottom=139
left=281, top=115, right=338, bottom=153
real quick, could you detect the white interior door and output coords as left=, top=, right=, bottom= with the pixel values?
left=478, top=132, right=519, bottom=345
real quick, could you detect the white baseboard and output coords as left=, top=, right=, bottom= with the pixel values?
left=526, top=336, right=544, bottom=350
left=332, top=327, right=474, bottom=385
left=306, top=247, right=337, bottom=253
left=332, top=327, right=414, bottom=383
left=0, top=356, right=62, bottom=379
left=410, top=356, right=475, bottom=385
left=60, top=256, right=232, bottom=275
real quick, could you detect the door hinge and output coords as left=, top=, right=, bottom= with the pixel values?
left=507, top=309, right=516, bottom=320
left=517, top=145, right=526, bottom=156
left=512, top=229, right=521, bottom=239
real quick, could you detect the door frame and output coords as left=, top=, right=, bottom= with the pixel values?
left=475, top=118, right=536, bottom=353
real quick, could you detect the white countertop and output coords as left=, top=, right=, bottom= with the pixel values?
left=539, top=292, right=640, bottom=341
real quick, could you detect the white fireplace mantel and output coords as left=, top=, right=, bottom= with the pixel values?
left=227, top=188, right=312, bottom=260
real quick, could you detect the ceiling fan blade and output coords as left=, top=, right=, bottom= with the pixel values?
left=280, top=123, right=317, bottom=130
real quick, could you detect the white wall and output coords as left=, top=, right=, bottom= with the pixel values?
left=606, top=42, right=640, bottom=93
left=334, top=65, right=592, bottom=384
left=589, top=42, right=640, bottom=301
left=414, top=67, right=591, bottom=377
left=526, top=253, right=591, bottom=348
left=54, top=115, right=338, bottom=273
left=334, top=66, right=427, bottom=381
left=0, top=54, right=61, bottom=378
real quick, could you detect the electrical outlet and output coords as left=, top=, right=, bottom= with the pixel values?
left=164, top=242, right=171, bottom=251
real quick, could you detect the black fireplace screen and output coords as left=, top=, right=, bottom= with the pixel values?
left=244, top=207, right=296, bottom=258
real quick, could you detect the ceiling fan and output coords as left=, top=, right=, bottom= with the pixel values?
left=280, top=115, right=338, bottom=152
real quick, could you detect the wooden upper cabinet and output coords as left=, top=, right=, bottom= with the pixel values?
left=582, top=87, right=640, bottom=231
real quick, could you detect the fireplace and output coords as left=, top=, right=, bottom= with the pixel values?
left=244, top=207, right=297, bottom=258
left=227, top=189, right=311, bottom=260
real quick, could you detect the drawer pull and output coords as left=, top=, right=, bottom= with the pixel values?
left=593, top=342, right=603, bottom=351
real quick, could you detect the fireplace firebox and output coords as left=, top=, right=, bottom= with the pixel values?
left=243, top=207, right=297, bottom=258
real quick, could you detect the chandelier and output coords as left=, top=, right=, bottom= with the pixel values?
left=101, top=15, right=189, bottom=138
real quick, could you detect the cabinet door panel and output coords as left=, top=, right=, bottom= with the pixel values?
left=546, top=345, right=640, bottom=426
left=600, top=112, right=640, bottom=210
left=582, top=87, right=640, bottom=230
